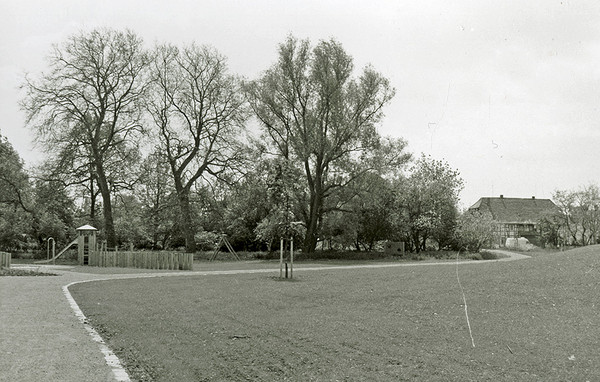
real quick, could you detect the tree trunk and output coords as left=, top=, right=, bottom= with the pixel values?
left=176, top=188, right=197, bottom=253
left=95, top=164, right=116, bottom=248
left=303, top=190, right=322, bottom=253
left=412, top=230, right=421, bottom=253
left=303, top=159, right=325, bottom=254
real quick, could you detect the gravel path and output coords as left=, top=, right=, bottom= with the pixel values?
left=1, top=267, right=120, bottom=382
left=0, top=251, right=529, bottom=382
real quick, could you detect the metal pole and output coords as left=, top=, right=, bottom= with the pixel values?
left=52, top=239, right=56, bottom=265
left=290, top=237, right=293, bottom=279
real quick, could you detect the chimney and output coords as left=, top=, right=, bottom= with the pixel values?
left=500, top=195, right=504, bottom=198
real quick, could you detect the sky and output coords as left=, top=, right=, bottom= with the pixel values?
left=1, top=0, right=599, bottom=207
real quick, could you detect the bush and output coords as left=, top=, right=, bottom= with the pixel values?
left=296, top=251, right=389, bottom=261
left=479, top=250, right=499, bottom=260
left=0, top=268, right=58, bottom=276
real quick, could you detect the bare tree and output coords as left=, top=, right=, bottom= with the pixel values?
left=554, top=185, right=600, bottom=246
left=147, top=43, right=247, bottom=253
left=21, top=28, right=150, bottom=247
left=246, top=36, right=398, bottom=253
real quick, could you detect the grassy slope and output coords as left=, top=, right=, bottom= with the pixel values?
left=70, top=247, right=600, bottom=381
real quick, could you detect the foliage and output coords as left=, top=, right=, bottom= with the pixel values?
left=395, top=155, right=463, bottom=252
left=136, top=150, right=178, bottom=249
left=348, top=173, right=397, bottom=250
left=30, top=178, right=76, bottom=247
left=220, top=160, right=273, bottom=251
left=537, top=208, right=563, bottom=247
left=0, top=134, right=31, bottom=211
left=0, top=134, right=34, bottom=251
left=454, top=210, right=496, bottom=252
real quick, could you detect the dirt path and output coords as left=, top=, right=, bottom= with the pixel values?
left=486, top=249, right=531, bottom=261
left=0, top=251, right=529, bottom=382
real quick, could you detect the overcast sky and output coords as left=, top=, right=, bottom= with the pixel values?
left=1, top=0, right=599, bottom=207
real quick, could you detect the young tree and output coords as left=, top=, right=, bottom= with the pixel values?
left=254, top=157, right=305, bottom=250
left=147, top=43, right=247, bottom=252
left=246, top=36, right=399, bottom=253
left=21, top=28, right=150, bottom=247
left=537, top=208, right=562, bottom=247
left=454, top=210, right=496, bottom=252
left=396, top=155, right=463, bottom=252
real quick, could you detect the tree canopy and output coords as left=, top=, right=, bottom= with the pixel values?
left=21, top=28, right=150, bottom=247
left=246, top=36, right=406, bottom=252
left=147, top=43, right=247, bottom=252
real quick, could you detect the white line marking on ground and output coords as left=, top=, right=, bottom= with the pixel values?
left=63, top=281, right=131, bottom=382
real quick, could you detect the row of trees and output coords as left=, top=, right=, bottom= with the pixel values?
left=8, top=28, right=470, bottom=254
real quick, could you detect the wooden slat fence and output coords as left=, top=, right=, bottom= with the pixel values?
left=88, top=250, right=193, bottom=270
left=0, top=252, right=11, bottom=268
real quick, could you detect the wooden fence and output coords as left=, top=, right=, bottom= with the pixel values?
left=88, top=250, right=193, bottom=270
left=0, top=252, right=10, bottom=268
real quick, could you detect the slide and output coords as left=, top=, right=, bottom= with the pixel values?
left=34, top=239, right=78, bottom=264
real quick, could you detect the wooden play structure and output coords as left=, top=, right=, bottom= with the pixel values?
left=35, top=238, right=77, bottom=264
left=77, top=224, right=97, bottom=265
left=36, top=224, right=193, bottom=270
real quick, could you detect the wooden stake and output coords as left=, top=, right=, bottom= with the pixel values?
left=290, top=237, right=293, bottom=279
left=280, top=238, right=284, bottom=279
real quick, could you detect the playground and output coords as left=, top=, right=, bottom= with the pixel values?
left=2, top=246, right=600, bottom=381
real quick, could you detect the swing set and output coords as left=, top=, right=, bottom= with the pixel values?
left=209, top=234, right=240, bottom=261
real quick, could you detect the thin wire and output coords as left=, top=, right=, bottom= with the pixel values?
left=456, top=250, right=475, bottom=348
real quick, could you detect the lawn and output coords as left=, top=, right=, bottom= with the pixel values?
left=70, top=246, right=600, bottom=381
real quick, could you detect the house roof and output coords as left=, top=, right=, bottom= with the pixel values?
left=468, top=197, right=558, bottom=224
left=76, top=224, right=97, bottom=231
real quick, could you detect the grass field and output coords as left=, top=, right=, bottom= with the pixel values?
left=70, top=246, right=600, bottom=381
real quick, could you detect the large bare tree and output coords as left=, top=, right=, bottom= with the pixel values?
left=147, top=43, right=247, bottom=253
left=21, top=28, right=150, bottom=247
left=246, top=36, right=398, bottom=253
